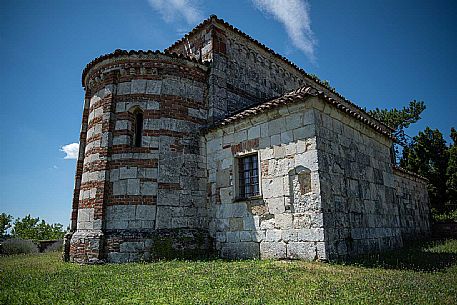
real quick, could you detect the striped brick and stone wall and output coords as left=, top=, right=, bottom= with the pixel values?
left=166, top=17, right=309, bottom=122
left=166, top=16, right=377, bottom=126
left=66, top=52, right=210, bottom=263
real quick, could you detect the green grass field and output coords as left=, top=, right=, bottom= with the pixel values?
left=1, top=239, right=456, bottom=305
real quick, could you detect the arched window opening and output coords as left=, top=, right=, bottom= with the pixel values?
left=133, top=110, right=143, bottom=147
left=288, top=166, right=312, bottom=212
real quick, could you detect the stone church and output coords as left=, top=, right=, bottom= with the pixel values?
left=64, top=15, right=430, bottom=263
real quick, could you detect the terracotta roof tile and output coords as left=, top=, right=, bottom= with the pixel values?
left=392, top=165, right=428, bottom=182
left=208, top=85, right=395, bottom=140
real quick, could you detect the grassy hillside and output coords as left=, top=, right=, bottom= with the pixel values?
left=1, top=239, right=456, bottom=304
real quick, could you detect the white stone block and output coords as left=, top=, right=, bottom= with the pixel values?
left=127, top=179, right=140, bottom=195
left=260, top=218, right=275, bottom=230
left=78, top=208, right=94, bottom=222
left=267, top=197, right=286, bottom=214
left=263, top=178, right=284, bottom=199
left=243, top=216, right=259, bottom=230
left=234, top=130, right=248, bottom=143
left=120, top=167, right=137, bottom=179
left=260, top=147, right=274, bottom=160
left=146, top=80, right=162, bottom=95
left=112, top=180, right=127, bottom=195
left=207, top=137, right=222, bottom=154
left=219, top=187, right=233, bottom=204
left=226, top=231, right=240, bottom=243
left=142, top=136, right=159, bottom=148
left=131, top=80, right=147, bottom=94
left=116, top=102, right=126, bottom=113
left=135, top=205, right=156, bottom=221
left=117, top=82, right=131, bottom=95
left=287, top=242, right=315, bottom=260
left=218, top=203, right=247, bottom=218
left=260, top=242, right=286, bottom=259
left=275, top=214, right=293, bottom=229
left=298, top=228, right=324, bottom=241
left=115, top=120, right=130, bottom=131
left=143, top=168, right=158, bottom=179
left=260, top=123, right=269, bottom=137
left=113, top=135, right=130, bottom=146
left=282, top=229, right=300, bottom=242
left=285, top=113, right=302, bottom=130
left=247, top=125, right=260, bottom=140
left=293, top=125, right=315, bottom=140
left=188, top=108, right=207, bottom=120
left=252, top=230, right=266, bottom=242
left=270, top=134, right=281, bottom=146
left=268, top=118, right=286, bottom=136
left=140, top=182, right=157, bottom=195
left=265, top=229, right=282, bottom=242
left=240, top=231, right=253, bottom=242
left=280, top=131, right=293, bottom=144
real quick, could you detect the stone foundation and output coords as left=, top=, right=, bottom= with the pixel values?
left=68, top=230, right=105, bottom=263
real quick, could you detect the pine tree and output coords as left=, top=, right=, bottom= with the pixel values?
left=446, top=128, right=457, bottom=207
left=400, top=127, right=449, bottom=212
left=368, top=100, right=426, bottom=162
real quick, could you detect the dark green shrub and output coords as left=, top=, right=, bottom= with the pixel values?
left=432, top=209, right=457, bottom=222
left=1, top=238, right=39, bottom=255
left=43, top=240, right=63, bottom=253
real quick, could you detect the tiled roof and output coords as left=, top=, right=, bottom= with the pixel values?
left=208, top=86, right=395, bottom=140
left=165, top=15, right=394, bottom=133
left=392, top=165, right=428, bottom=182
left=81, top=49, right=209, bottom=86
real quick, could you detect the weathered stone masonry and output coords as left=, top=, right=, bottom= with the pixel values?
left=65, top=15, right=430, bottom=263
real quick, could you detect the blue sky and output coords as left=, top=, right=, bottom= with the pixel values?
left=1, top=0, right=456, bottom=226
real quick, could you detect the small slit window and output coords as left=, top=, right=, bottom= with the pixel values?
left=133, top=110, right=143, bottom=147
left=238, top=154, right=260, bottom=199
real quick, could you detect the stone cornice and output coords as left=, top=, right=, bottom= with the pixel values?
left=82, top=49, right=209, bottom=89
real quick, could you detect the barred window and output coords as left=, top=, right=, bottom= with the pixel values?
left=238, top=154, right=260, bottom=199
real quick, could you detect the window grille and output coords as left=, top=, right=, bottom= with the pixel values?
left=238, top=154, right=260, bottom=198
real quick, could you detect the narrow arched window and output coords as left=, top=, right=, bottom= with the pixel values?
left=133, top=110, right=143, bottom=147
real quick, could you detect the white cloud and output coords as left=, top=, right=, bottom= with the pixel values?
left=148, top=0, right=203, bottom=25
left=60, top=143, right=79, bottom=160
left=252, top=0, right=317, bottom=62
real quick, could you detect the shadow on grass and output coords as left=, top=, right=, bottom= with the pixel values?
left=334, top=239, right=457, bottom=272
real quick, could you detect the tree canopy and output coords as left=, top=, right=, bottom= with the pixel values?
left=446, top=128, right=457, bottom=207
left=400, top=128, right=450, bottom=212
left=0, top=213, right=13, bottom=239
left=11, top=215, right=65, bottom=241
left=368, top=100, right=426, bottom=146
left=367, top=100, right=455, bottom=215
